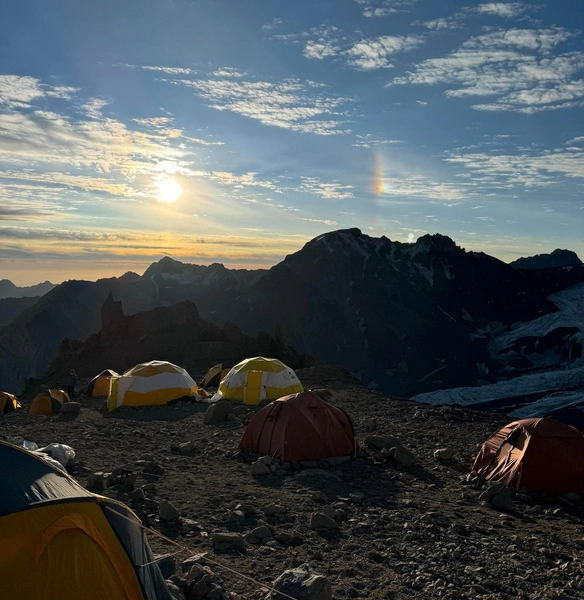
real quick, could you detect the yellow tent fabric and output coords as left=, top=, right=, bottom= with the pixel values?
left=0, top=502, right=144, bottom=600
left=217, top=357, right=303, bottom=405
left=86, top=369, right=119, bottom=397
left=0, top=440, right=172, bottom=600
left=0, top=391, right=20, bottom=414
left=29, top=389, right=70, bottom=415
left=108, top=360, right=197, bottom=411
left=202, top=364, right=231, bottom=387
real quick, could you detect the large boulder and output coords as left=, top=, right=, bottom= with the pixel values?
left=268, top=564, right=332, bottom=600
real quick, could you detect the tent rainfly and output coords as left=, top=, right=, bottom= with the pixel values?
left=108, top=360, right=197, bottom=411
left=0, top=392, right=20, bottom=414
left=216, top=357, right=303, bottom=406
left=86, top=369, right=119, bottom=397
left=29, top=389, right=70, bottom=415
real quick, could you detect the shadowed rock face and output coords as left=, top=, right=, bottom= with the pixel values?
left=36, top=294, right=306, bottom=394
left=511, top=249, right=583, bottom=270
left=3, top=229, right=584, bottom=398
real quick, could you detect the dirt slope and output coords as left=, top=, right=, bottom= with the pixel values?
left=2, top=366, right=584, bottom=600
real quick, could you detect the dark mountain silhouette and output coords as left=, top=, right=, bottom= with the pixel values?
left=2, top=229, right=584, bottom=401
left=511, top=249, right=582, bottom=270
left=0, top=279, right=56, bottom=299
left=36, top=294, right=307, bottom=394
left=0, top=296, right=41, bottom=327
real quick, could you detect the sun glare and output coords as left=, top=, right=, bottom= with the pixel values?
left=156, top=178, right=183, bottom=203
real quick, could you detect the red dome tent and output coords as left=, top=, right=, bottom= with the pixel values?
left=239, top=391, right=356, bottom=462
left=473, top=417, right=584, bottom=494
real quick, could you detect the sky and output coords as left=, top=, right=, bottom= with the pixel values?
left=1, top=0, right=583, bottom=285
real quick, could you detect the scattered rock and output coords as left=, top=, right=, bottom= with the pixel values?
left=86, top=472, right=106, bottom=491
left=275, top=530, right=304, bottom=546
left=129, top=488, right=145, bottom=501
left=310, top=512, right=339, bottom=530
left=327, top=455, right=351, bottom=466
left=311, top=491, right=329, bottom=503
left=166, top=579, right=185, bottom=600
left=60, top=402, right=81, bottom=414
left=159, top=499, right=180, bottom=521
left=434, top=447, right=455, bottom=461
left=268, top=563, right=332, bottom=600
left=322, top=505, right=338, bottom=520
left=564, top=492, right=581, bottom=504
left=234, top=503, right=257, bottom=516
left=178, top=441, right=197, bottom=455
left=211, top=532, right=246, bottom=552
left=203, top=400, right=233, bottom=425
left=143, top=461, right=165, bottom=476
left=364, top=436, right=399, bottom=450
left=264, top=504, right=287, bottom=517
left=394, top=445, right=416, bottom=467
left=252, top=461, right=271, bottom=476
left=478, top=484, right=504, bottom=503
left=491, top=493, right=514, bottom=512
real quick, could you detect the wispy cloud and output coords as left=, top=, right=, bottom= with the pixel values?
left=302, top=217, right=338, bottom=225
left=354, top=0, right=420, bottom=18
left=346, top=35, right=423, bottom=70
left=299, top=177, right=354, bottom=199
left=475, top=2, right=533, bottom=18
left=391, top=27, right=584, bottom=113
left=174, top=75, right=351, bottom=135
left=379, top=175, right=469, bottom=201
left=0, top=75, right=76, bottom=108
left=446, top=146, right=584, bottom=187
left=212, top=67, right=248, bottom=78
left=261, top=17, right=284, bottom=31
left=352, top=134, right=403, bottom=147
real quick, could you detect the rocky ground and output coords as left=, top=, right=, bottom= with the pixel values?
left=3, top=365, right=584, bottom=600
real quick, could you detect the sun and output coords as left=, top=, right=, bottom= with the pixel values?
left=156, top=178, right=183, bottom=203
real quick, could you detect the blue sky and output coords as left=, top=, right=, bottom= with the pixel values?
left=1, top=0, right=583, bottom=284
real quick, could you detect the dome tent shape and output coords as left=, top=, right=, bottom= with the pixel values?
left=0, top=391, right=20, bottom=414
left=0, top=440, right=171, bottom=600
left=202, top=363, right=231, bottom=388
left=86, top=369, right=119, bottom=397
left=217, top=357, right=303, bottom=406
left=108, top=360, right=197, bottom=411
left=473, top=417, right=584, bottom=495
left=239, top=391, right=356, bottom=461
left=30, top=389, right=70, bottom=415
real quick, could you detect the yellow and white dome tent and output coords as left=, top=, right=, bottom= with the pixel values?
left=215, top=357, right=303, bottom=406
left=108, top=360, right=197, bottom=411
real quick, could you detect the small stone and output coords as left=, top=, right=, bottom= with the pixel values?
left=269, top=563, right=332, bottom=600
left=434, top=448, right=455, bottom=461
left=165, top=580, right=184, bottom=600
left=229, top=510, right=246, bottom=524
left=211, top=532, right=246, bottom=552
left=203, top=400, right=234, bottom=425
left=159, top=499, right=180, bottom=521
left=264, top=504, right=287, bottom=517
left=186, top=563, right=205, bottom=583
left=364, top=436, right=399, bottom=450
left=86, top=472, right=105, bottom=491
left=251, top=525, right=273, bottom=540
left=60, top=402, right=81, bottom=414
left=478, top=484, right=503, bottom=503
left=323, top=505, right=337, bottom=520
left=188, top=579, right=211, bottom=600
left=327, top=455, right=351, bottom=466
left=394, top=446, right=416, bottom=467
left=179, top=441, right=197, bottom=455
left=491, top=493, right=513, bottom=512
left=310, top=512, right=338, bottom=530
left=234, top=503, right=257, bottom=515
left=252, top=461, right=271, bottom=476
left=129, top=488, right=145, bottom=501
left=311, top=491, right=329, bottom=503
left=143, top=461, right=165, bottom=476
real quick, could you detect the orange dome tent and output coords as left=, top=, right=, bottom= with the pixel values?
left=239, top=391, right=356, bottom=462
left=29, top=389, right=70, bottom=415
left=0, top=392, right=20, bottom=414
left=473, top=417, right=584, bottom=495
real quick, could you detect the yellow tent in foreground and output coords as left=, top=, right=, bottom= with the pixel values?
left=217, top=356, right=303, bottom=406
left=108, top=360, right=197, bottom=411
left=0, top=392, right=20, bottom=414
left=86, top=369, right=119, bottom=397
left=0, top=440, right=171, bottom=600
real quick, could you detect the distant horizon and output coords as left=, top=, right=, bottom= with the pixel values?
left=3, top=228, right=581, bottom=287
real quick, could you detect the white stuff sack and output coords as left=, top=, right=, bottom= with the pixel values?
left=39, top=443, right=76, bottom=467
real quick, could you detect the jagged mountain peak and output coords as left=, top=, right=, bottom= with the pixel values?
left=511, top=249, right=583, bottom=270
left=142, top=256, right=187, bottom=278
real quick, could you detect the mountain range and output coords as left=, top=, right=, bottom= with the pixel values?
left=0, top=279, right=56, bottom=299
left=1, top=229, right=583, bottom=419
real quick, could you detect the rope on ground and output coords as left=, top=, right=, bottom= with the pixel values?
left=104, top=505, right=299, bottom=600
